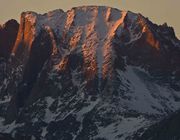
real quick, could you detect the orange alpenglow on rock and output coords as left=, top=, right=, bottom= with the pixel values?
left=11, top=6, right=178, bottom=82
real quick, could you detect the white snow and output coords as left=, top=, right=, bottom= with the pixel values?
left=72, top=98, right=100, bottom=140
left=95, top=116, right=150, bottom=140
left=125, top=14, right=143, bottom=45
left=43, top=97, right=56, bottom=123
left=2, top=78, right=8, bottom=89
left=76, top=98, right=100, bottom=120
left=22, top=6, right=129, bottom=81
left=117, top=66, right=180, bottom=115
left=0, top=96, right=11, bottom=104
left=119, top=66, right=162, bottom=114
left=41, top=127, right=48, bottom=138
left=6, top=6, right=180, bottom=140
left=0, top=119, right=24, bottom=133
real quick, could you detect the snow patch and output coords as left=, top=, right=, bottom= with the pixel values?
left=96, top=116, right=149, bottom=140
left=43, top=97, right=56, bottom=123
left=0, top=96, right=11, bottom=104
left=117, top=66, right=180, bottom=115
left=0, top=119, right=24, bottom=133
left=41, top=127, right=48, bottom=138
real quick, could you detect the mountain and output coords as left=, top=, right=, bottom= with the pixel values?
left=0, top=6, right=180, bottom=140
left=0, top=19, right=19, bottom=59
left=139, top=110, right=180, bottom=140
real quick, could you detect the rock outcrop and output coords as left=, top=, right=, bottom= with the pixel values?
left=0, top=19, right=19, bottom=59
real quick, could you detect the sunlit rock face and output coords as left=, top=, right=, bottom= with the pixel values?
left=0, top=6, right=180, bottom=140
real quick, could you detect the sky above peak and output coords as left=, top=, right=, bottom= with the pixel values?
left=0, top=0, right=179, bottom=38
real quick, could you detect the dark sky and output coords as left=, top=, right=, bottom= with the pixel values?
left=0, top=0, right=179, bottom=38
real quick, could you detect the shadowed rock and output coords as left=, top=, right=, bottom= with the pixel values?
left=0, top=19, right=19, bottom=59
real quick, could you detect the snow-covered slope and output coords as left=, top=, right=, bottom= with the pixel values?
left=139, top=110, right=180, bottom=140
left=0, top=6, right=180, bottom=140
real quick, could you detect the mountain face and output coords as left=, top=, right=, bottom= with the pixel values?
left=0, top=6, right=180, bottom=140
left=0, top=19, right=19, bottom=59
left=138, top=110, right=180, bottom=140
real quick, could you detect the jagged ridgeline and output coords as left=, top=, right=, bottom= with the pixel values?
left=0, top=6, right=180, bottom=140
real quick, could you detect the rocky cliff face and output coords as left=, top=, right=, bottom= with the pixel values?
left=0, top=19, right=19, bottom=59
left=0, top=6, right=180, bottom=140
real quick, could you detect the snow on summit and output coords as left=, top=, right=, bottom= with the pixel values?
left=1, top=6, right=180, bottom=140
left=17, top=6, right=135, bottom=80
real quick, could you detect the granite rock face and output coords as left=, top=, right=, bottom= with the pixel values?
left=0, top=6, right=180, bottom=140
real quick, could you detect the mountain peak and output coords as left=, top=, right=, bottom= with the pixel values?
left=11, top=6, right=180, bottom=81
left=12, top=6, right=131, bottom=79
left=1, top=6, right=180, bottom=140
